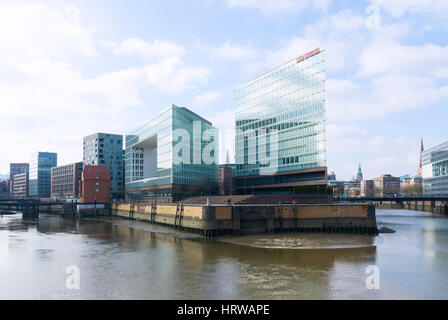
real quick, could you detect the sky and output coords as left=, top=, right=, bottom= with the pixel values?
left=0, top=0, right=447, bottom=180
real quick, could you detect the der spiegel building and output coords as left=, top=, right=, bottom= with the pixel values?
left=234, top=48, right=327, bottom=194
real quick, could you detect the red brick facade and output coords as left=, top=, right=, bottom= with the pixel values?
left=79, top=165, right=111, bottom=204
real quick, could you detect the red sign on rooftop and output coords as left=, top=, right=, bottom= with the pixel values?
left=296, top=48, right=320, bottom=63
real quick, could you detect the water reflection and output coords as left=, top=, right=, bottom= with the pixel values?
left=0, top=210, right=447, bottom=299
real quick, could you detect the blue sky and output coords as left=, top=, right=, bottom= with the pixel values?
left=0, top=0, right=447, bottom=180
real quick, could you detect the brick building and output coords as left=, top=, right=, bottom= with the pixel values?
left=374, top=174, right=400, bottom=197
left=79, top=165, right=111, bottom=204
left=219, top=165, right=234, bottom=195
left=361, top=180, right=375, bottom=197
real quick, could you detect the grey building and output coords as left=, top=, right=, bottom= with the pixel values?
left=83, top=133, right=124, bottom=199
left=51, top=162, right=83, bottom=199
left=422, top=140, right=448, bottom=196
left=13, top=173, right=29, bottom=198
left=29, top=152, right=57, bottom=198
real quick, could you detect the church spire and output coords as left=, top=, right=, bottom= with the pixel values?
left=356, top=163, right=363, bottom=182
left=417, top=138, right=424, bottom=176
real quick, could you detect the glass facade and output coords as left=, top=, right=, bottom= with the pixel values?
left=422, top=141, right=448, bottom=196
left=234, top=49, right=326, bottom=194
left=125, top=105, right=218, bottom=199
left=29, top=152, right=57, bottom=198
left=83, top=133, right=123, bottom=199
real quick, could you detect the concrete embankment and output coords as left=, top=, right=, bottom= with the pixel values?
left=112, top=203, right=378, bottom=237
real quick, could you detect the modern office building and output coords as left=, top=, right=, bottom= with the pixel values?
left=79, top=165, right=111, bottom=204
left=29, top=152, right=57, bottom=198
left=83, top=133, right=124, bottom=199
left=422, top=140, right=448, bottom=196
left=234, top=48, right=327, bottom=194
left=373, top=174, right=400, bottom=197
left=51, top=162, right=83, bottom=199
left=125, top=104, right=219, bottom=201
left=9, top=163, right=29, bottom=193
left=13, top=173, right=29, bottom=198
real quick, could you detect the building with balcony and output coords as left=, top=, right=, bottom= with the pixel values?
left=51, top=162, right=83, bottom=199
left=13, top=173, right=29, bottom=198
left=234, top=48, right=327, bottom=194
left=125, top=105, right=219, bottom=201
left=83, top=133, right=124, bottom=199
left=9, top=163, right=29, bottom=193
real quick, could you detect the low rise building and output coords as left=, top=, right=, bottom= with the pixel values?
left=51, top=162, right=83, bottom=199
left=373, top=174, right=400, bottom=197
left=79, top=165, right=110, bottom=204
left=219, top=164, right=235, bottom=195
left=0, top=180, right=11, bottom=198
left=402, top=175, right=423, bottom=196
left=344, top=181, right=361, bottom=198
left=13, top=173, right=29, bottom=198
left=361, top=180, right=375, bottom=197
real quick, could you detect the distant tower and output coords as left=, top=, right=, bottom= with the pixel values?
left=417, top=138, right=424, bottom=176
left=225, top=150, right=230, bottom=164
left=356, top=163, right=363, bottom=182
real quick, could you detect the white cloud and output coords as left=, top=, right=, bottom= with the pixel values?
left=358, top=40, right=448, bottom=78
left=226, top=0, right=331, bottom=15
left=101, top=38, right=186, bottom=60
left=369, top=0, right=448, bottom=18
left=199, top=42, right=259, bottom=61
left=0, top=4, right=96, bottom=64
left=144, top=57, right=211, bottom=93
left=102, top=38, right=211, bottom=93
left=192, top=91, right=223, bottom=107
left=0, top=3, right=211, bottom=172
left=326, top=75, right=448, bottom=122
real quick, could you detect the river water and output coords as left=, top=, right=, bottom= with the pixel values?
left=0, top=209, right=447, bottom=300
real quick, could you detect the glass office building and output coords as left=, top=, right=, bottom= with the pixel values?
left=83, top=133, right=124, bottom=199
left=234, top=48, right=327, bottom=194
left=29, top=152, right=58, bottom=198
left=125, top=105, right=218, bottom=201
left=422, top=140, right=448, bottom=196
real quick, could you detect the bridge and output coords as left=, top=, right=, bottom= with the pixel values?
left=334, top=196, right=448, bottom=215
left=0, top=198, right=67, bottom=218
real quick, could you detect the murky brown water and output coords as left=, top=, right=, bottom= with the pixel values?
left=0, top=210, right=447, bottom=299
